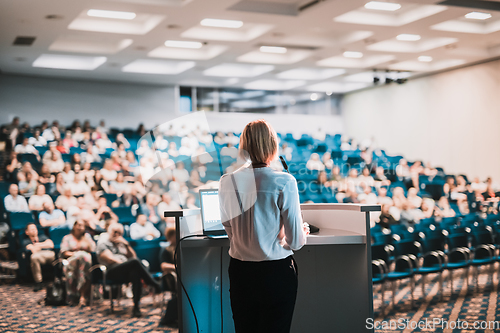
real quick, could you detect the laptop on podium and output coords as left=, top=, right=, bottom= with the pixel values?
left=199, top=189, right=227, bottom=237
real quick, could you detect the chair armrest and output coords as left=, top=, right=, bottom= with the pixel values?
left=395, top=255, right=414, bottom=273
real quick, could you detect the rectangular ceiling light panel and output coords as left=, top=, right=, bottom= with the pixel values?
left=317, top=54, right=395, bottom=68
left=69, top=11, right=165, bottom=35
left=244, top=79, right=306, bottom=91
left=148, top=45, right=227, bottom=60
left=181, top=23, right=273, bottom=42
left=277, top=68, right=345, bottom=80
left=32, top=54, right=107, bottom=70
left=367, top=37, right=458, bottom=52
left=122, top=59, right=195, bottom=74
left=237, top=50, right=312, bottom=64
left=49, top=36, right=133, bottom=54
left=203, top=63, right=274, bottom=77
left=334, top=4, right=446, bottom=26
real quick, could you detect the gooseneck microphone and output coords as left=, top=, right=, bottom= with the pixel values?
left=279, top=156, right=289, bottom=173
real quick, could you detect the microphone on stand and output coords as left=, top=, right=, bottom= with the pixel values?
left=279, top=156, right=289, bottom=173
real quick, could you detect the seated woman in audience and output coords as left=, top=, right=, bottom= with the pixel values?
left=130, top=214, right=161, bottom=240
left=38, top=164, right=55, bottom=184
left=60, top=219, right=96, bottom=306
left=55, top=139, right=68, bottom=154
left=317, top=171, right=329, bottom=187
left=29, top=184, right=53, bottom=211
left=406, top=187, right=422, bottom=209
left=110, top=152, right=122, bottom=171
left=436, top=196, right=456, bottom=218
left=109, top=172, right=128, bottom=197
left=29, top=129, right=47, bottom=147
left=55, top=186, right=78, bottom=212
left=100, top=159, right=118, bottom=182
left=377, top=203, right=398, bottom=229
left=115, top=142, right=128, bottom=159
left=373, top=166, right=391, bottom=187
left=70, top=173, right=91, bottom=196
left=61, top=162, right=75, bottom=183
left=62, top=131, right=77, bottom=150
left=357, top=167, right=375, bottom=189
left=71, top=153, right=82, bottom=169
left=391, top=187, right=407, bottom=211
left=329, top=165, right=344, bottom=189
left=22, top=161, right=39, bottom=181
left=420, top=199, right=437, bottom=219
left=377, top=187, right=393, bottom=205
left=4, top=151, right=21, bottom=183
left=187, top=170, right=205, bottom=190
left=321, top=152, right=334, bottom=170
left=114, top=133, right=130, bottom=149
left=306, top=153, right=325, bottom=171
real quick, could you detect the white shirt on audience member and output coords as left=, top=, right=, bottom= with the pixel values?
left=130, top=221, right=161, bottom=240
left=4, top=195, right=30, bottom=212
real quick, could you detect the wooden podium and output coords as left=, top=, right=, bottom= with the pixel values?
left=165, top=203, right=380, bottom=333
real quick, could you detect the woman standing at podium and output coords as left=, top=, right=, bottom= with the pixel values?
left=219, top=119, right=309, bottom=333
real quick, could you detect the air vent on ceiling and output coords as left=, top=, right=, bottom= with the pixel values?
left=228, top=0, right=325, bottom=16
left=13, top=36, right=36, bottom=46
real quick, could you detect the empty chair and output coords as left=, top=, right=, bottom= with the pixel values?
left=112, top=206, right=136, bottom=225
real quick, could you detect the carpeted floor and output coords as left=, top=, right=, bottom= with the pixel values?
left=372, top=264, right=500, bottom=332
left=0, top=283, right=177, bottom=333
left=2, top=265, right=500, bottom=332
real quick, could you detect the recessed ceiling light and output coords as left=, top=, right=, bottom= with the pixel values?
left=343, top=51, right=363, bottom=58
left=326, top=91, right=333, bottom=96
left=200, top=18, right=243, bottom=29
left=165, top=40, right=203, bottom=49
left=33, top=54, right=107, bottom=70
left=364, top=1, right=401, bottom=11
left=465, top=12, right=492, bottom=20
left=396, top=34, right=421, bottom=41
left=310, top=93, right=319, bottom=101
left=87, top=9, right=136, bottom=20
left=418, top=56, right=433, bottom=62
left=259, top=46, right=287, bottom=54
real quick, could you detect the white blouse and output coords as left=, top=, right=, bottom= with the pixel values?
left=219, top=166, right=306, bottom=262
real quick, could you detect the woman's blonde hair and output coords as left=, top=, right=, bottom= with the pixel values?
left=239, top=119, right=278, bottom=164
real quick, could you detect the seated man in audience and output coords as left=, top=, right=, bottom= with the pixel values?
left=23, top=223, right=55, bottom=291
left=377, top=203, right=398, bottom=229
left=96, top=223, right=161, bottom=317
left=39, top=202, right=67, bottom=228
left=130, top=214, right=161, bottom=240
left=4, top=184, right=29, bottom=212
left=306, top=153, right=325, bottom=171
left=159, top=227, right=178, bottom=327
left=70, top=173, right=91, bottom=196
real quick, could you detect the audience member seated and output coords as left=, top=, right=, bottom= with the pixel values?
left=377, top=204, right=398, bottom=229
left=377, top=187, right=393, bottom=206
left=4, top=184, right=29, bottom=213
left=39, top=202, right=67, bottom=228
left=46, top=148, right=65, bottom=174
left=141, top=193, right=163, bottom=233
left=55, top=187, right=78, bottom=212
left=15, top=137, right=39, bottom=155
left=220, top=143, right=238, bottom=158
left=374, top=167, right=391, bottom=187
left=60, top=219, right=96, bottom=306
left=321, top=152, right=334, bottom=170
left=96, top=223, right=161, bottom=317
left=71, top=173, right=91, bottom=196
left=18, top=172, right=37, bottom=199
left=358, top=167, right=375, bottom=189
left=406, top=187, right=422, bottom=209
left=436, top=197, right=456, bottom=218
left=159, top=227, right=178, bottom=327
left=306, top=153, right=325, bottom=171
left=158, top=193, right=181, bottom=228
left=95, top=196, right=118, bottom=227
left=108, top=172, right=128, bottom=196
left=28, top=129, right=47, bottom=147
left=130, top=214, right=161, bottom=240
left=38, top=164, right=55, bottom=184
left=23, top=223, right=55, bottom=291
left=420, top=199, right=437, bottom=219
left=29, top=184, right=54, bottom=211
left=61, top=162, right=75, bottom=183
left=172, top=162, right=189, bottom=183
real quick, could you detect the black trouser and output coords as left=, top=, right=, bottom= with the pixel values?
left=228, top=256, right=298, bottom=333
left=106, top=258, right=157, bottom=307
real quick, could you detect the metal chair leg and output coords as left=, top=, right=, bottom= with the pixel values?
left=380, top=282, right=385, bottom=315
left=439, top=272, right=443, bottom=301
left=392, top=281, right=396, bottom=309
left=450, top=270, right=453, bottom=293
left=410, top=277, right=414, bottom=308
